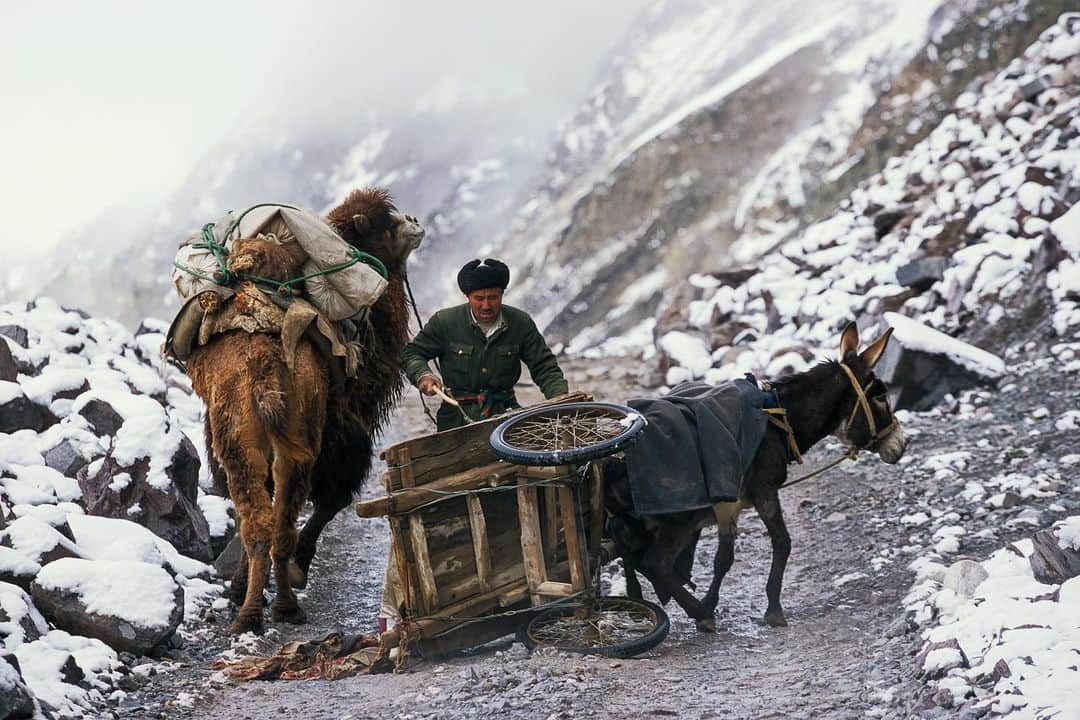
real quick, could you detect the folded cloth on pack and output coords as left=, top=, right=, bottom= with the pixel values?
left=172, top=204, right=387, bottom=321
left=623, top=379, right=767, bottom=514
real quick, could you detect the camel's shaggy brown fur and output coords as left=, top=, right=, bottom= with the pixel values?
left=189, top=188, right=422, bottom=634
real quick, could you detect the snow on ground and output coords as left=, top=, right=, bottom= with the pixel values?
left=904, top=517, right=1080, bottom=718
left=0, top=298, right=224, bottom=717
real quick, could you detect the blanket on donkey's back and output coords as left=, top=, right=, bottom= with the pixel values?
left=625, top=379, right=766, bottom=514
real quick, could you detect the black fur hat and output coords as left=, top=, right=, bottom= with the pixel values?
left=457, top=258, right=510, bottom=294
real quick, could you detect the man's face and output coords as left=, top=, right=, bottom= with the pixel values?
left=468, top=288, right=503, bottom=324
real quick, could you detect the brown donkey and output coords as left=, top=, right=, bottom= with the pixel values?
left=188, top=189, right=423, bottom=634
left=603, top=321, right=907, bottom=631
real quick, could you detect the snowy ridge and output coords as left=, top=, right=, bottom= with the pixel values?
left=651, top=13, right=1080, bottom=388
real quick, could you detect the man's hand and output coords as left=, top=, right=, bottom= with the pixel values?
left=417, top=374, right=443, bottom=396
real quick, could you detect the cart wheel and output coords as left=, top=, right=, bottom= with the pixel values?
left=490, top=402, right=646, bottom=466
left=516, top=596, right=669, bottom=658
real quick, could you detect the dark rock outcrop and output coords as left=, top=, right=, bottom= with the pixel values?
left=1029, top=526, right=1080, bottom=585
left=77, top=437, right=212, bottom=562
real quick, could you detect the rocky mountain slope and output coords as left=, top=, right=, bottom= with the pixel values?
left=494, top=0, right=1075, bottom=350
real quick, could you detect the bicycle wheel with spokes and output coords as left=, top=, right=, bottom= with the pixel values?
left=516, top=596, right=669, bottom=658
left=489, top=402, right=646, bottom=466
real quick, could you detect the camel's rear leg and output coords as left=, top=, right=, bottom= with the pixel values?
left=218, top=435, right=274, bottom=635
left=269, top=450, right=313, bottom=624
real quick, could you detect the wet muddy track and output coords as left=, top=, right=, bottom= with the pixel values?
left=118, top=358, right=1080, bottom=719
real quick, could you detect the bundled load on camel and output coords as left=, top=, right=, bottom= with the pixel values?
left=165, top=203, right=392, bottom=382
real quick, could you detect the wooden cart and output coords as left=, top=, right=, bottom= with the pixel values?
left=356, top=393, right=667, bottom=666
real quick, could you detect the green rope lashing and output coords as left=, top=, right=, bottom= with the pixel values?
left=171, top=204, right=390, bottom=293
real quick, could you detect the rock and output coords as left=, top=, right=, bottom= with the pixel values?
left=917, top=638, right=969, bottom=679
left=1029, top=525, right=1080, bottom=585
left=0, top=342, right=17, bottom=383
left=1019, top=76, right=1049, bottom=101
left=43, top=441, right=88, bottom=479
left=77, top=436, right=213, bottom=562
left=0, top=583, right=48, bottom=648
left=884, top=615, right=913, bottom=638
left=0, top=326, right=27, bottom=349
left=896, top=257, right=947, bottom=291
left=943, top=560, right=989, bottom=598
left=31, top=558, right=184, bottom=655
left=0, top=548, right=41, bottom=593
left=77, top=398, right=124, bottom=437
left=0, top=389, right=56, bottom=434
left=0, top=656, right=35, bottom=719
left=873, top=205, right=911, bottom=239
left=212, top=533, right=243, bottom=579
left=875, top=328, right=1002, bottom=412
left=1, top=516, right=84, bottom=566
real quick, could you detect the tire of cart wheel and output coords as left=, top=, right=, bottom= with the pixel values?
left=489, top=402, right=646, bottom=467
left=515, top=597, right=670, bottom=659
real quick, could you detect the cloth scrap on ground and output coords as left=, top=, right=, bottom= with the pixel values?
left=212, top=631, right=387, bottom=681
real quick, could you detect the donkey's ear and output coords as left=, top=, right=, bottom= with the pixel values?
left=839, top=321, right=859, bottom=357
left=352, top=214, right=370, bottom=234
left=860, top=327, right=893, bottom=369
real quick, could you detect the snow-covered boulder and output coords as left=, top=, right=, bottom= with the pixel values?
left=0, top=583, right=49, bottom=650
left=31, top=558, right=183, bottom=655
left=0, top=656, right=35, bottom=719
left=0, top=517, right=84, bottom=568
left=77, top=436, right=212, bottom=562
left=0, top=383, right=55, bottom=435
left=942, top=559, right=989, bottom=599
left=14, top=630, right=124, bottom=718
left=876, top=313, right=1006, bottom=410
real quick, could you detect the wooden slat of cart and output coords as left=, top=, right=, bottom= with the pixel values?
left=559, top=484, right=588, bottom=590
left=465, top=493, right=491, bottom=592
left=516, top=478, right=547, bottom=605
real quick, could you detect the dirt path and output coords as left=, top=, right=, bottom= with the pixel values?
left=118, top=356, right=1080, bottom=720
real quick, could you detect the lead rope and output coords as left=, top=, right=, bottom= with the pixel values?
left=403, top=274, right=440, bottom=429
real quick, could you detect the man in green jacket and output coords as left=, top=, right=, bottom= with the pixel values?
left=402, top=258, right=569, bottom=431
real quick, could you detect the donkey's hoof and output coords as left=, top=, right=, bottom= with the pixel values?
left=695, top=617, right=717, bottom=633
left=288, top=559, right=308, bottom=590
left=228, top=610, right=265, bottom=636
left=271, top=602, right=307, bottom=625
left=763, top=610, right=788, bottom=627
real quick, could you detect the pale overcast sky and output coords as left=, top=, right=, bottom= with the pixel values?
left=0, top=1, right=648, bottom=263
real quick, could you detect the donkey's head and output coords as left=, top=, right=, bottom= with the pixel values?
left=833, top=321, right=906, bottom=464
left=326, top=187, right=425, bottom=275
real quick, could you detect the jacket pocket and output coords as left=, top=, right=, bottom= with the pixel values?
left=443, top=342, right=474, bottom=378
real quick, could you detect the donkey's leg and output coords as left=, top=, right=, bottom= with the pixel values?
left=269, top=438, right=315, bottom=624
left=623, top=554, right=644, bottom=600
left=639, top=523, right=710, bottom=623
left=699, top=502, right=741, bottom=632
left=752, top=488, right=792, bottom=627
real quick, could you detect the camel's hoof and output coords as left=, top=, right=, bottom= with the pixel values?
left=288, top=559, right=308, bottom=590
left=764, top=611, right=788, bottom=627
left=271, top=602, right=307, bottom=625
left=228, top=611, right=264, bottom=636
left=696, top=617, right=717, bottom=633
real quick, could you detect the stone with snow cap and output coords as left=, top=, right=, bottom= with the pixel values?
left=0, top=342, right=16, bottom=383
left=875, top=313, right=1004, bottom=411
left=0, top=384, right=55, bottom=435
left=31, top=558, right=184, bottom=655
left=77, top=439, right=212, bottom=563
left=0, top=656, right=35, bottom=719
left=1029, top=517, right=1080, bottom=585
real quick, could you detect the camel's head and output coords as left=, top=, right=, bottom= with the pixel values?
left=326, top=187, right=425, bottom=274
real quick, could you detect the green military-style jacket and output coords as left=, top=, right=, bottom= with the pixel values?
left=402, top=303, right=569, bottom=430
